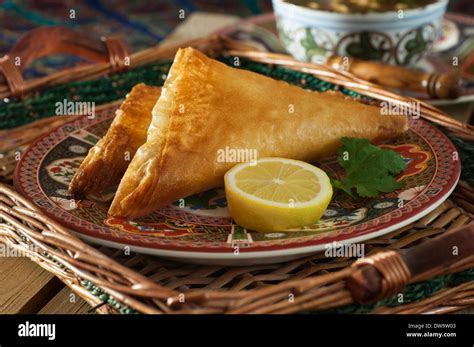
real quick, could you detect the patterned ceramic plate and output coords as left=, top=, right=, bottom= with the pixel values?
left=14, top=105, right=460, bottom=265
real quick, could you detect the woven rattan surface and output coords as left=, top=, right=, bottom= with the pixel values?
left=0, top=35, right=473, bottom=314
left=0, top=181, right=472, bottom=314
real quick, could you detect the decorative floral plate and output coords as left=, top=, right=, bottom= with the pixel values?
left=14, top=106, right=460, bottom=265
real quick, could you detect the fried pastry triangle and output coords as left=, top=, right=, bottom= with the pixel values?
left=69, top=84, right=161, bottom=195
left=109, top=48, right=408, bottom=218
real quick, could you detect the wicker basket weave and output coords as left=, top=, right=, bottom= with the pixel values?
left=0, top=32, right=473, bottom=314
left=0, top=182, right=473, bottom=314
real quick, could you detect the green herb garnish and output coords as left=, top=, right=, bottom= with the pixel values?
left=331, top=137, right=407, bottom=198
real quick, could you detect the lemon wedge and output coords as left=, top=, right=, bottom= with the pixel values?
left=224, top=157, right=333, bottom=232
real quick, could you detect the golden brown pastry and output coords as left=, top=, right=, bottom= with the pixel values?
left=69, top=84, right=161, bottom=195
left=109, top=47, right=408, bottom=219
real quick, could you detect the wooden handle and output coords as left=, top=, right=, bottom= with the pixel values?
left=327, top=56, right=462, bottom=100
left=0, top=26, right=129, bottom=96
left=347, top=222, right=474, bottom=303
left=400, top=222, right=474, bottom=282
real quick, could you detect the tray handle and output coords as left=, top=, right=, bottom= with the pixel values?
left=0, top=26, right=129, bottom=97
left=347, top=221, right=474, bottom=303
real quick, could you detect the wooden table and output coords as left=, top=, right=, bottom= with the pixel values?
left=0, top=257, right=91, bottom=314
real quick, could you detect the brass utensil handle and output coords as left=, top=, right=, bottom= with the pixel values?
left=0, top=26, right=129, bottom=97
left=327, top=56, right=462, bottom=100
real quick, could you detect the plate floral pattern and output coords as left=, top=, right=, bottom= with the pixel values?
left=14, top=106, right=460, bottom=262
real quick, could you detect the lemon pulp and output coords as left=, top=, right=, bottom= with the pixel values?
left=224, top=157, right=333, bottom=232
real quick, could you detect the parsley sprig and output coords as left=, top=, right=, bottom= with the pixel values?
left=331, top=137, right=407, bottom=198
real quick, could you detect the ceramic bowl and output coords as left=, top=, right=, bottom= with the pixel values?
left=272, top=0, right=449, bottom=66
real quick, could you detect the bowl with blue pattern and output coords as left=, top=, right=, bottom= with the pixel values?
left=272, top=0, right=449, bottom=66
